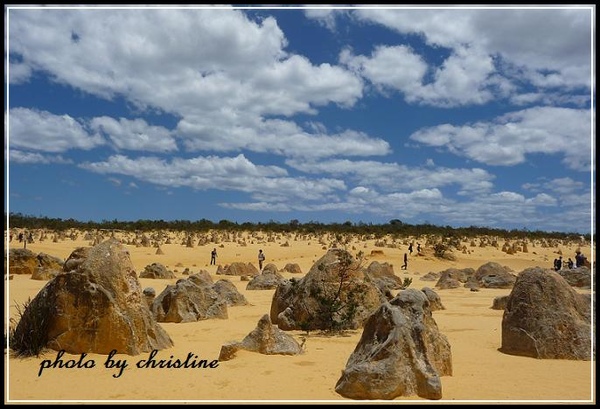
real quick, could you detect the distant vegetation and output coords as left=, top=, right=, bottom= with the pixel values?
left=5, top=212, right=590, bottom=242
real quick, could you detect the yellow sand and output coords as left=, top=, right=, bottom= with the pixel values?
left=4, top=230, right=595, bottom=403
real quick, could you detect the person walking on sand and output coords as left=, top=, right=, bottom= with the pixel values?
left=210, top=248, right=217, bottom=265
left=258, top=249, right=266, bottom=270
left=402, top=252, right=408, bottom=270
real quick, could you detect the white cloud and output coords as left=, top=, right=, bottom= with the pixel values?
left=8, top=108, right=104, bottom=152
left=353, top=8, right=477, bottom=49
left=8, top=9, right=288, bottom=97
left=341, top=45, right=427, bottom=94
left=527, top=193, right=557, bottom=206
left=487, top=191, right=526, bottom=203
left=8, top=8, right=372, bottom=160
left=418, top=46, right=495, bottom=106
left=90, top=116, right=177, bottom=153
left=347, top=8, right=591, bottom=106
left=221, top=201, right=292, bottom=212
left=410, top=107, right=592, bottom=171
left=177, top=114, right=390, bottom=158
left=8, top=149, right=72, bottom=164
left=250, top=54, right=363, bottom=114
left=79, top=153, right=346, bottom=202
left=522, top=177, right=591, bottom=209
left=286, top=158, right=495, bottom=194
left=7, top=62, right=32, bottom=84
left=8, top=106, right=390, bottom=160
left=303, top=7, right=343, bottom=31
left=341, top=43, right=501, bottom=107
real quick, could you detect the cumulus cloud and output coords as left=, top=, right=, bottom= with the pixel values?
left=346, top=8, right=591, bottom=106
left=522, top=177, right=591, bottom=209
left=90, top=116, right=177, bottom=152
left=177, top=114, right=390, bottom=158
left=341, top=44, right=497, bottom=107
left=8, top=108, right=104, bottom=152
left=286, top=158, right=495, bottom=194
left=79, top=153, right=346, bottom=202
left=8, top=8, right=362, bottom=121
left=340, top=45, right=428, bottom=95
left=303, top=7, right=344, bottom=31
left=8, top=149, right=73, bottom=164
left=410, top=107, right=592, bottom=171
left=7, top=8, right=376, bottom=159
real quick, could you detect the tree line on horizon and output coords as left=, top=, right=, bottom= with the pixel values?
left=5, top=212, right=589, bottom=242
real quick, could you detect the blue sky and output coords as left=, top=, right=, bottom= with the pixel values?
left=5, top=5, right=595, bottom=234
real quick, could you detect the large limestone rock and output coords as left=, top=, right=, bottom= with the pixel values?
left=335, top=289, right=452, bottom=400
left=434, top=267, right=474, bottom=289
left=364, top=261, right=404, bottom=293
left=246, top=264, right=286, bottom=290
left=139, top=262, right=176, bottom=279
left=270, top=249, right=385, bottom=331
left=151, top=274, right=229, bottom=323
left=470, top=262, right=516, bottom=289
left=557, top=266, right=592, bottom=288
left=31, top=253, right=64, bottom=280
left=6, top=248, right=64, bottom=280
left=213, top=279, right=249, bottom=306
left=151, top=274, right=247, bottom=323
left=282, top=263, right=303, bottom=274
left=500, top=267, right=591, bottom=360
left=220, top=262, right=259, bottom=276
left=7, top=248, right=64, bottom=279
left=11, top=239, right=173, bottom=355
left=7, top=248, right=38, bottom=275
left=218, top=314, right=303, bottom=361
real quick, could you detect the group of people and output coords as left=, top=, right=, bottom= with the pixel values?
left=407, top=242, right=422, bottom=255
left=553, top=251, right=588, bottom=271
left=211, top=245, right=586, bottom=274
left=209, top=248, right=266, bottom=270
left=402, top=242, right=422, bottom=269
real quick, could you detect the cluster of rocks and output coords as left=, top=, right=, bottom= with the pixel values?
left=8, top=239, right=592, bottom=401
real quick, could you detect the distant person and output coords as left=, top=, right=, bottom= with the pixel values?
left=567, top=258, right=574, bottom=269
left=554, top=256, right=562, bottom=271
left=210, top=248, right=217, bottom=265
left=417, top=243, right=422, bottom=254
left=18, top=232, right=23, bottom=243
left=401, top=252, right=408, bottom=270
left=575, top=251, right=587, bottom=268
left=258, top=249, right=265, bottom=270
left=408, top=243, right=413, bottom=254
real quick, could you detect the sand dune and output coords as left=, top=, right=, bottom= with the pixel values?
left=4, top=230, right=595, bottom=403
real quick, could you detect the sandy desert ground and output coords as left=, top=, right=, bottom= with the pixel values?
left=4, top=229, right=595, bottom=404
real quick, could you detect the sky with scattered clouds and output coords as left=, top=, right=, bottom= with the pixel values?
left=5, top=5, right=595, bottom=234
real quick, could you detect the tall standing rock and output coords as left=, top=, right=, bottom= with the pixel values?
left=270, top=249, right=384, bottom=331
left=335, top=289, right=452, bottom=400
left=500, top=267, right=591, bottom=360
left=11, top=239, right=173, bottom=355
